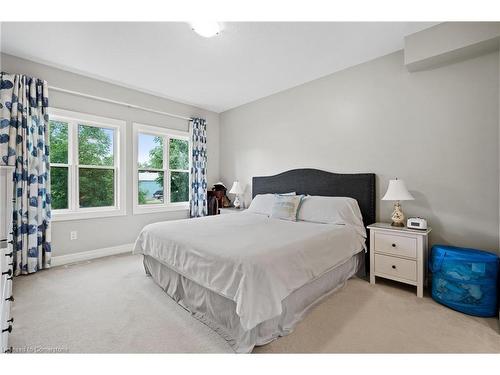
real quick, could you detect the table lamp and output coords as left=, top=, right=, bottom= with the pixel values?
left=229, top=181, right=244, bottom=209
left=382, top=179, right=414, bottom=227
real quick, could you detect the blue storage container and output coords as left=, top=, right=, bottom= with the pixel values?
left=429, top=245, right=499, bottom=317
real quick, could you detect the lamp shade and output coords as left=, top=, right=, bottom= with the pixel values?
left=381, top=179, right=414, bottom=201
left=229, top=181, right=244, bottom=195
left=213, top=181, right=226, bottom=189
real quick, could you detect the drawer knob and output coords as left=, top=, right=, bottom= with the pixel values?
left=391, top=243, right=396, bottom=247
left=5, top=295, right=14, bottom=302
left=392, top=265, right=396, bottom=269
left=5, top=252, right=13, bottom=257
left=2, top=325, right=12, bottom=333
left=7, top=317, right=13, bottom=324
left=2, top=269, right=12, bottom=276
left=4, top=346, right=13, bottom=353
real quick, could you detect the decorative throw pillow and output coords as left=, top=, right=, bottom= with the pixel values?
left=270, top=194, right=304, bottom=221
left=247, top=192, right=297, bottom=216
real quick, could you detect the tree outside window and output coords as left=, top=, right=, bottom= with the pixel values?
left=48, top=109, right=125, bottom=220
left=136, top=129, right=189, bottom=208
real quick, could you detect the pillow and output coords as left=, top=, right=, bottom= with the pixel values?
left=270, top=194, right=304, bottom=221
left=247, top=194, right=275, bottom=216
left=297, top=196, right=366, bottom=237
left=247, top=192, right=296, bottom=216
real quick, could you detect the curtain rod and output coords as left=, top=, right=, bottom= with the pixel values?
left=48, top=86, right=192, bottom=121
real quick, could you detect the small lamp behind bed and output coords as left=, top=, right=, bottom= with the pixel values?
left=229, top=181, right=244, bottom=209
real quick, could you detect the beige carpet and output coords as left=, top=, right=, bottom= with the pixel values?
left=10, top=253, right=500, bottom=353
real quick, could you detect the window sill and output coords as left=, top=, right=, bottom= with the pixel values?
left=133, top=203, right=189, bottom=215
left=51, top=208, right=126, bottom=222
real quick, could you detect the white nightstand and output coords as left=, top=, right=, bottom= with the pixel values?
left=367, top=223, right=431, bottom=298
left=219, top=207, right=246, bottom=214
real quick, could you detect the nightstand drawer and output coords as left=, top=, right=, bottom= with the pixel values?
left=375, top=254, right=417, bottom=282
left=373, top=232, right=417, bottom=259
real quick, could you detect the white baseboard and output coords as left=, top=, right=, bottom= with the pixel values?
left=51, top=243, right=135, bottom=267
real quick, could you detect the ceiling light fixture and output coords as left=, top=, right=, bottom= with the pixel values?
left=190, top=21, right=221, bottom=38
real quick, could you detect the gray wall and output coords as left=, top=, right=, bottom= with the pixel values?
left=220, top=50, right=499, bottom=252
left=1, top=53, right=220, bottom=256
left=404, top=22, right=500, bottom=71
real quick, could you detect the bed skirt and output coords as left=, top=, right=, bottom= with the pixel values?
left=143, top=252, right=365, bottom=353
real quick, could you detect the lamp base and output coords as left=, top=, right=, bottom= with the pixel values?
left=391, top=221, right=405, bottom=227
left=233, top=195, right=241, bottom=209
left=390, top=201, right=406, bottom=227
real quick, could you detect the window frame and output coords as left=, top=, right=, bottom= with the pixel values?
left=132, top=122, right=190, bottom=215
left=49, top=108, right=127, bottom=221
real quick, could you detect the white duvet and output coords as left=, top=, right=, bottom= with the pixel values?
left=133, top=212, right=365, bottom=331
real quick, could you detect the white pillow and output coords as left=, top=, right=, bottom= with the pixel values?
left=247, top=192, right=296, bottom=216
left=297, top=196, right=366, bottom=237
left=270, top=195, right=304, bottom=221
left=247, top=194, right=275, bottom=216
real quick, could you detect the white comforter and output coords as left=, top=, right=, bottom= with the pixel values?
left=133, top=212, right=365, bottom=331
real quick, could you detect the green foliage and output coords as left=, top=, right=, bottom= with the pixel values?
left=49, top=121, right=69, bottom=209
left=49, top=121, right=68, bottom=164
left=138, top=136, right=163, bottom=169
left=78, top=125, right=114, bottom=166
left=169, top=139, right=189, bottom=170
left=142, top=137, right=189, bottom=203
left=79, top=168, right=114, bottom=208
left=50, top=167, right=68, bottom=209
left=138, top=189, right=147, bottom=205
left=150, top=136, right=164, bottom=169
left=168, top=139, right=189, bottom=203
left=78, top=125, right=115, bottom=207
left=49, top=121, right=115, bottom=209
left=171, top=171, right=189, bottom=203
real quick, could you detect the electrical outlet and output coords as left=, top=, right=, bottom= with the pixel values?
left=70, top=231, right=78, bottom=241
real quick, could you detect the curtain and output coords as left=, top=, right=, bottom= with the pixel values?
left=0, top=72, right=52, bottom=275
left=189, top=118, right=208, bottom=218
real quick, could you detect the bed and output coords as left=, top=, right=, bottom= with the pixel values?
left=134, top=169, right=376, bottom=352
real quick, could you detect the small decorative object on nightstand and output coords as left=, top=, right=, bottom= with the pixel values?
left=229, top=181, right=244, bottom=209
left=368, top=223, right=431, bottom=298
left=382, top=179, right=414, bottom=227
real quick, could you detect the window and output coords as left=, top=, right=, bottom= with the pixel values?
left=133, top=123, right=190, bottom=214
left=49, top=109, right=126, bottom=221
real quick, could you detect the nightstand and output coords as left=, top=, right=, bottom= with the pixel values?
left=219, top=207, right=246, bottom=214
left=367, top=223, right=431, bottom=298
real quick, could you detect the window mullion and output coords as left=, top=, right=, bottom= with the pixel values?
left=164, top=136, right=170, bottom=204
left=137, top=168, right=163, bottom=172
left=114, top=128, right=119, bottom=209
left=78, top=165, right=115, bottom=170
left=67, top=120, right=74, bottom=212
left=72, top=121, right=79, bottom=212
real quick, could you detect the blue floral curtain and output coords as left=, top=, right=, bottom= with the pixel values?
left=0, top=72, right=52, bottom=275
left=189, top=118, right=207, bottom=218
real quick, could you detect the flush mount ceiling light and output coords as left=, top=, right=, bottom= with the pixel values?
left=190, top=21, right=221, bottom=38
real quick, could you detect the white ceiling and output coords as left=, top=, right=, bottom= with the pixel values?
left=1, top=22, right=437, bottom=113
